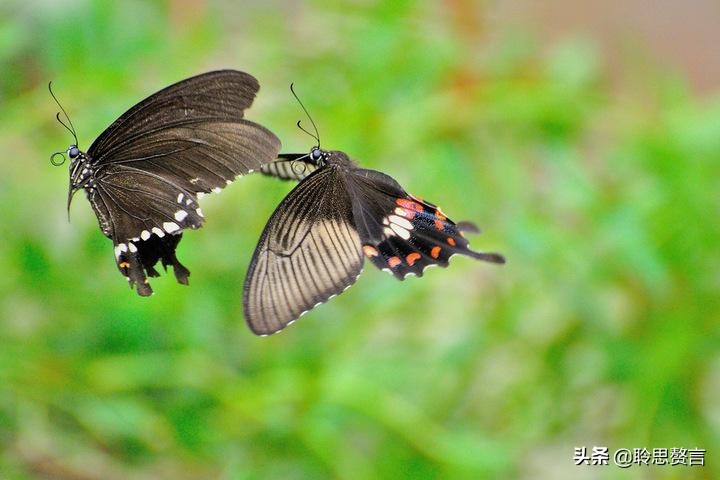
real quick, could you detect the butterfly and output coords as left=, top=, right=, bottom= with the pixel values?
left=50, top=70, right=281, bottom=296
left=246, top=143, right=505, bottom=335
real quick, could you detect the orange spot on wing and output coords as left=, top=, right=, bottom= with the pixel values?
left=447, top=237, right=456, bottom=246
left=396, top=198, right=423, bottom=213
left=406, top=252, right=421, bottom=266
left=388, top=256, right=402, bottom=268
left=431, top=246, right=441, bottom=258
left=363, top=245, right=379, bottom=257
left=434, top=208, right=447, bottom=231
left=119, top=262, right=130, bottom=269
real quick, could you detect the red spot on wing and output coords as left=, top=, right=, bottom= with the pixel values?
left=447, top=237, right=456, bottom=246
left=388, top=256, right=402, bottom=268
left=406, top=252, right=421, bottom=266
left=431, top=246, right=441, bottom=259
left=363, top=245, right=379, bottom=257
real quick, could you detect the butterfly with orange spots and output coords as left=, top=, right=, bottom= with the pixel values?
left=246, top=145, right=505, bottom=335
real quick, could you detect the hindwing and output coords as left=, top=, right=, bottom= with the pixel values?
left=346, top=169, right=505, bottom=279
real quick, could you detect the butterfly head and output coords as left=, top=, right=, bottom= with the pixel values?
left=309, top=146, right=328, bottom=166
left=68, top=145, right=80, bottom=159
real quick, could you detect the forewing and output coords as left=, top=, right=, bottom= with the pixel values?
left=259, top=153, right=319, bottom=181
left=88, top=70, right=281, bottom=194
left=91, top=164, right=205, bottom=295
left=243, top=167, right=363, bottom=335
left=347, top=168, right=505, bottom=279
left=89, top=70, right=260, bottom=157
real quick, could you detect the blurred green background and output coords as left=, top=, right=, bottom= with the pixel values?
left=1, top=1, right=719, bottom=479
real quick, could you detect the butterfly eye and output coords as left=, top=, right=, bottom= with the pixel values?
left=68, top=146, right=79, bottom=158
left=311, top=148, right=322, bottom=161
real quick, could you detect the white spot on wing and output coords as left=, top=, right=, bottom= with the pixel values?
left=212, top=187, right=222, bottom=193
left=197, top=192, right=205, bottom=199
left=174, top=210, right=188, bottom=222
left=185, top=198, right=192, bottom=205
left=177, top=193, right=184, bottom=204
left=141, top=230, right=151, bottom=241
left=152, top=227, right=165, bottom=238
left=196, top=208, right=204, bottom=218
left=388, top=214, right=413, bottom=230
left=128, top=242, right=138, bottom=253
left=389, top=223, right=411, bottom=240
left=163, top=222, right=180, bottom=233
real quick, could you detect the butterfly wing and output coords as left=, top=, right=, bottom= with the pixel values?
left=259, top=153, right=319, bottom=181
left=89, top=164, right=205, bottom=295
left=88, top=70, right=281, bottom=194
left=346, top=168, right=505, bottom=279
left=243, top=167, right=363, bottom=335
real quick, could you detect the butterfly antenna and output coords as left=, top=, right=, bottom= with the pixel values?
left=48, top=81, right=79, bottom=146
left=296, top=120, right=319, bottom=144
left=290, top=83, right=320, bottom=146
left=50, top=151, right=67, bottom=166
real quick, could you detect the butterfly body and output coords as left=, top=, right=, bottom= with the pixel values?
left=245, top=147, right=504, bottom=335
left=54, top=70, right=281, bottom=295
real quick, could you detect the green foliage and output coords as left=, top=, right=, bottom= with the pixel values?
left=0, top=1, right=718, bottom=478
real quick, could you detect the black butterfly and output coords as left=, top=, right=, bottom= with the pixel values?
left=246, top=145, right=506, bottom=335
left=50, top=70, right=281, bottom=296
